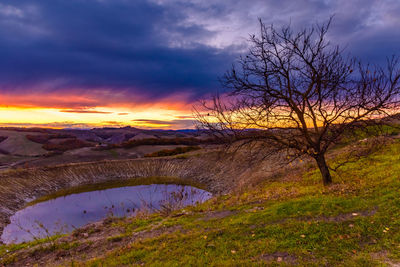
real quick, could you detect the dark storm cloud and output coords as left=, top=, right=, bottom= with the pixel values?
left=0, top=0, right=233, bottom=101
left=0, top=0, right=399, bottom=104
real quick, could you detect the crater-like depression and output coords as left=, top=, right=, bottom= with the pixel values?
left=1, top=182, right=211, bottom=244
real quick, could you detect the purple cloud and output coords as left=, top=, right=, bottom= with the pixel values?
left=0, top=0, right=398, bottom=108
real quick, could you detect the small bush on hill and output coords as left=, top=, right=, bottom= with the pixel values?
left=144, top=146, right=201, bottom=157
left=26, top=134, right=76, bottom=144
left=94, top=133, right=113, bottom=140
left=122, top=137, right=200, bottom=148
left=42, top=139, right=94, bottom=152
left=0, top=136, right=8, bottom=143
left=26, top=135, right=49, bottom=144
left=43, top=151, right=64, bottom=157
left=0, top=148, right=10, bottom=155
left=93, top=137, right=219, bottom=151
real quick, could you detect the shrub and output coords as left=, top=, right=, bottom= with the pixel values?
left=26, top=134, right=76, bottom=144
left=43, top=151, right=64, bottom=157
left=144, top=146, right=201, bottom=157
left=0, top=136, right=7, bottom=143
left=94, top=133, right=113, bottom=139
left=0, top=148, right=10, bottom=155
left=122, top=137, right=200, bottom=148
left=42, top=139, right=94, bottom=152
left=93, top=137, right=220, bottom=151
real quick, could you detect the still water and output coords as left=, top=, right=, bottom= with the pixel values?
left=1, top=184, right=211, bottom=244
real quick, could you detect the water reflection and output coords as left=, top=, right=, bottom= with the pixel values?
left=1, top=184, right=211, bottom=244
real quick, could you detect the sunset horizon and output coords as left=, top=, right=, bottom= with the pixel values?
left=0, top=91, right=197, bottom=129
left=1, top=1, right=399, bottom=130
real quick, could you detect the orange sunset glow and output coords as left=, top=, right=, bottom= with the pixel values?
left=0, top=91, right=196, bottom=129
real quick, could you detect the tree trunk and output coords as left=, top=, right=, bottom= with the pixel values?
left=315, top=154, right=332, bottom=185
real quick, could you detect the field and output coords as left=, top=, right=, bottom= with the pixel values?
left=0, top=128, right=208, bottom=170
left=0, top=135, right=400, bottom=266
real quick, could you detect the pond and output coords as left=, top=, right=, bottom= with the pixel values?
left=1, top=183, right=211, bottom=244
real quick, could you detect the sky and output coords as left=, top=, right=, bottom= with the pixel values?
left=0, top=0, right=399, bottom=129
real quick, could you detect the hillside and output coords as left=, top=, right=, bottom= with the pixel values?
left=1, top=138, right=400, bottom=266
left=0, top=130, right=47, bottom=156
left=0, top=127, right=211, bottom=170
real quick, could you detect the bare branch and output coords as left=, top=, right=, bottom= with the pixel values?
left=195, top=19, right=400, bottom=185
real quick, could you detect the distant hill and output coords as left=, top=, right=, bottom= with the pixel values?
left=0, top=127, right=213, bottom=170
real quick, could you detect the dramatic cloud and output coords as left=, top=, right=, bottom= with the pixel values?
left=0, top=0, right=399, bottom=128
left=0, top=0, right=234, bottom=104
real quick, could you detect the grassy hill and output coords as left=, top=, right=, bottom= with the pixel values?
left=0, top=127, right=213, bottom=170
left=0, top=130, right=47, bottom=156
left=1, top=139, right=400, bottom=266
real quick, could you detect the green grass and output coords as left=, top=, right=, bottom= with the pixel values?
left=84, top=141, right=400, bottom=266
left=2, top=140, right=400, bottom=266
left=340, top=124, right=400, bottom=146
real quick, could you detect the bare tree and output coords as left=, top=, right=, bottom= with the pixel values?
left=195, top=18, right=400, bottom=185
